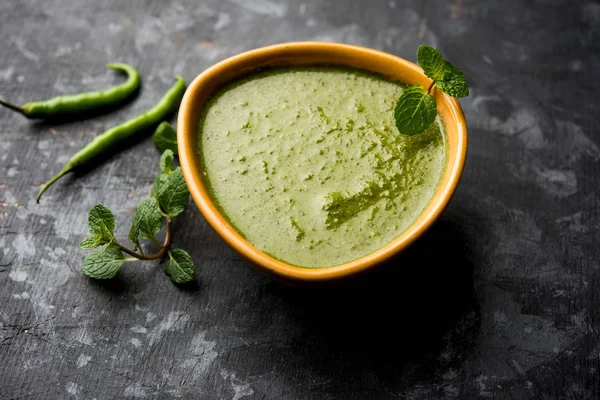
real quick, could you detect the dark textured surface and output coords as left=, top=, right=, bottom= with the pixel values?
left=1, top=0, right=599, bottom=399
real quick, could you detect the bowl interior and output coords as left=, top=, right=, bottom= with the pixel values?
left=178, top=42, right=467, bottom=281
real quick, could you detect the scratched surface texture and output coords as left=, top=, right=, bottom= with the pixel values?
left=1, top=0, right=599, bottom=399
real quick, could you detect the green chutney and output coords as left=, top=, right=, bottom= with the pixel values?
left=198, top=67, right=446, bottom=268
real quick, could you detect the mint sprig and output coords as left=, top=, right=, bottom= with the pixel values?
left=80, top=149, right=195, bottom=284
left=395, top=45, right=469, bottom=136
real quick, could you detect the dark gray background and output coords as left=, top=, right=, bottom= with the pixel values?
left=1, top=0, right=599, bottom=399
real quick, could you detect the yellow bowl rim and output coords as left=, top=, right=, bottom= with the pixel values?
left=177, top=41, right=467, bottom=281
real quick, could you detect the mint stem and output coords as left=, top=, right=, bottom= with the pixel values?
left=118, top=218, right=171, bottom=260
left=427, top=81, right=436, bottom=95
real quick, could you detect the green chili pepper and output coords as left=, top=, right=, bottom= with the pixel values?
left=0, top=63, right=140, bottom=119
left=36, top=75, right=186, bottom=202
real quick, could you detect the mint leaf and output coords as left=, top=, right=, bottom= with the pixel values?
left=394, top=85, right=437, bottom=136
left=80, top=235, right=104, bottom=249
left=160, top=149, right=175, bottom=174
left=82, top=244, right=124, bottom=279
left=436, top=61, right=469, bottom=98
left=129, top=197, right=163, bottom=251
left=128, top=217, right=141, bottom=252
left=157, top=167, right=190, bottom=217
left=134, top=197, right=163, bottom=240
left=153, top=122, right=178, bottom=155
left=153, top=150, right=174, bottom=196
left=164, top=249, right=195, bottom=283
left=88, top=204, right=115, bottom=242
left=154, top=150, right=177, bottom=196
left=151, top=174, right=166, bottom=197
left=417, top=45, right=445, bottom=81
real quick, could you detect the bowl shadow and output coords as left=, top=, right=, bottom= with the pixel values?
left=267, top=218, right=480, bottom=389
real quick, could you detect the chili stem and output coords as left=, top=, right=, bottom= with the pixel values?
left=118, top=218, right=171, bottom=260
left=0, top=99, right=24, bottom=114
left=35, top=164, right=74, bottom=203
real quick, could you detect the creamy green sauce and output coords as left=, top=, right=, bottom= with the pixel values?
left=198, top=67, right=446, bottom=268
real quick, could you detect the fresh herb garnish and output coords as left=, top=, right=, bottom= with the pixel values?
left=394, top=45, right=469, bottom=136
left=80, top=149, right=195, bottom=283
left=164, top=248, right=195, bottom=283
left=153, top=121, right=178, bottom=155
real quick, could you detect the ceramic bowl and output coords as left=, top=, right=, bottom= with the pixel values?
left=177, top=42, right=467, bottom=282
